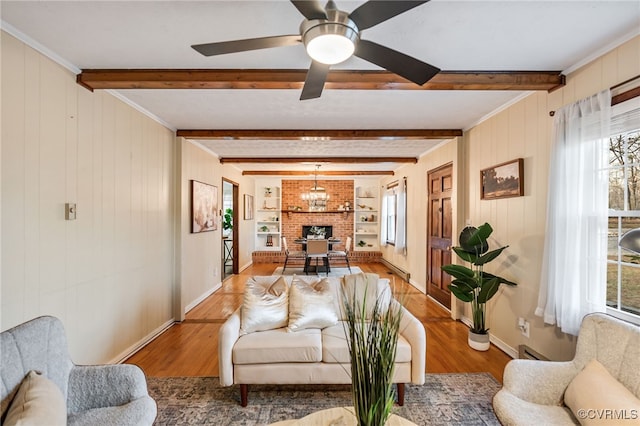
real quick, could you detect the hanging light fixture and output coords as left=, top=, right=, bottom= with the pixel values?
left=301, top=165, right=329, bottom=211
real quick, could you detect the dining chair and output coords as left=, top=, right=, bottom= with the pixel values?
left=304, top=239, right=330, bottom=276
left=328, top=236, right=352, bottom=273
left=282, top=236, right=306, bottom=273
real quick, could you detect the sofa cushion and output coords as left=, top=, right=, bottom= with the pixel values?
left=321, top=322, right=412, bottom=364
left=565, top=358, right=640, bottom=425
left=240, top=276, right=289, bottom=335
left=4, top=370, right=67, bottom=426
left=287, top=276, right=338, bottom=332
left=233, top=328, right=322, bottom=364
left=339, top=273, right=391, bottom=321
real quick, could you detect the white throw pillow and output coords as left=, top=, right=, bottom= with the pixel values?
left=240, top=276, right=289, bottom=335
left=340, top=272, right=389, bottom=320
left=288, top=275, right=338, bottom=332
left=565, top=358, right=640, bottom=425
left=4, top=370, right=67, bottom=426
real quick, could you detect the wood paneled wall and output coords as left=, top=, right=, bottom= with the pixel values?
left=1, top=32, right=176, bottom=364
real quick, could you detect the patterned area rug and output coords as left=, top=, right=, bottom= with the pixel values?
left=271, top=266, right=362, bottom=277
left=147, top=373, right=501, bottom=425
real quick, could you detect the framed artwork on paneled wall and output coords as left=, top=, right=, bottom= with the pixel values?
left=244, top=194, right=254, bottom=220
left=480, top=158, right=524, bottom=200
left=191, top=180, right=218, bottom=233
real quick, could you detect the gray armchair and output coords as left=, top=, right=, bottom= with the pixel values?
left=1, top=316, right=156, bottom=425
left=493, top=313, right=640, bottom=425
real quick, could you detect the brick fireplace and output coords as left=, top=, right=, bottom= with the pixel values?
left=252, top=179, right=381, bottom=264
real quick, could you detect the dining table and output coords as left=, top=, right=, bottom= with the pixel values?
left=293, top=238, right=341, bottom=274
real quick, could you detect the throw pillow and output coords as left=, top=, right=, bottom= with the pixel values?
left=288, top=275, right=338, bottom=332
left=340, top=272, right=389, bottom=320
left=565, top=358, right=640, bottom=425
left=240, top=276, right=289, bottom=335
left=4, top=370, right=67, bottom=426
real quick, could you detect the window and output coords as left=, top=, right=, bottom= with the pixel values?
left=385, top=190, right=396, bottom=245
left=607, top=96, right=640, bottom=322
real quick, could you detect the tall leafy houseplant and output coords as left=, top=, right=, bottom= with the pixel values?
left=223, top=208, right=233, bottom=235
left=441, top=223, right=516, bottom=349
left=342, top=283, right=402, bottom=426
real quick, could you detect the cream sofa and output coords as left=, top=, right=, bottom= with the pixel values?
left=219, top=273, right=426, bottom=406
left=493, top=313, right=640, bottom=425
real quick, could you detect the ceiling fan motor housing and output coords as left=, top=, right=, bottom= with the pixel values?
left=300, top=9, right=359, bottom=65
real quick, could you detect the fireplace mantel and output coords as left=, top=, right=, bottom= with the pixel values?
left=284, top=210, right=352, bottom=218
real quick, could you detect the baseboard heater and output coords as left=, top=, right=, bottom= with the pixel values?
left=379, top=258, right=410, bottom=282
left=518, top=344, right=549, bottom=361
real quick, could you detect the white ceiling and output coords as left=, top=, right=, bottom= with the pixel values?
left=2, top=0, right=639, bottom=174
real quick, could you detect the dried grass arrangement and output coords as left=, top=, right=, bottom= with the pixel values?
left=341, top=278, right=402, bottom=426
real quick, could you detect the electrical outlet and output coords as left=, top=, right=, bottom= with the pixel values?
left=214, top=267, right=219, bottom=277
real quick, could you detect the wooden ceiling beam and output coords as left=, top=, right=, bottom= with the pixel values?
left=178, top=129, right=462, bottom=140
left=220, top=157, right=417, bottom=164
left=77, top=69, right=565, bottom=92
left=242, top=170, right=394, bottom=176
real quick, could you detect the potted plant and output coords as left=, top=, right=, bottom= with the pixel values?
left=342, top=279, right=402, bottom=426
left=222, top=208, right=233, bottom=237
left=441, top=223, right=517, bottom=351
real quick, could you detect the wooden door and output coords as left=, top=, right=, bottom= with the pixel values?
left=427, top=164, right=453, bottom=309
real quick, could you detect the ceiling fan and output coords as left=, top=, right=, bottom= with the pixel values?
left=191, top=0, right=440, bottom=100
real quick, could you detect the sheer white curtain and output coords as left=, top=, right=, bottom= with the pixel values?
left=379, top=188, right=388, bottom=247
left=394, top=178, right=407, bottom=255
left=536, top=90, right=611, bottom=336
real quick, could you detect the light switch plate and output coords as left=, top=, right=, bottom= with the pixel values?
left=65, top=203, right=76, bottom=220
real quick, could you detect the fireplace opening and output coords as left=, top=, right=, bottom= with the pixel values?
left=302, top=225, right=333, bottom=239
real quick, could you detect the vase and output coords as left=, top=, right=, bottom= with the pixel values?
left=468, top=330, right=490, bottom=351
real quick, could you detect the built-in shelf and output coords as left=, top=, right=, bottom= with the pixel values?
left=354, top=185, right=380, bottom=251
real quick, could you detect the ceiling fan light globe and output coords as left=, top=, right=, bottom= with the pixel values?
left=306, top=34, right=355, bottom=64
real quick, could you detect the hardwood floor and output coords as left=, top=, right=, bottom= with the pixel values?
left=125, top=263, right=511, bottom=382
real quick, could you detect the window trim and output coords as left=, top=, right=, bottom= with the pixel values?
left=606, top=92, right=640, bottom=326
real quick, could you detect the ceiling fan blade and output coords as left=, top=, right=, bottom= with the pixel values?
left=349, top=1, right=430, bottom=31
left=192, top=35, right=301, bottom=57
left=300, top=61, right=331, bottom=100
left=354, top=39, right=440, bottom=86
left=290, top=0, right=327, bottom=20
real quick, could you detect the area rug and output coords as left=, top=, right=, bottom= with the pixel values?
left=272, top=266, right=362, bottom=277
left=147, top=373, right=501, bottom=425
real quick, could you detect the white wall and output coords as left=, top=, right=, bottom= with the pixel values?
left=178, top=139, right=254, bottom=319
left=1, top=31, right=176, bottom=364
left=380, top=139, right=461, bottom=295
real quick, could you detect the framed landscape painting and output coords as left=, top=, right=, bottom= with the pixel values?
left=192, top=180, right=218, bottom=233
left=481, top=158, right=524, bottom=200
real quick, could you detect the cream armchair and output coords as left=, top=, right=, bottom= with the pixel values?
left=493, top=313, right=640, bottom=425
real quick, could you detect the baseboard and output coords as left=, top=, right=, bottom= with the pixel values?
left=409, top=278, right=426, bottom=294
left=111, top=319, right=175, bottom=364
left=380, top=258, right=411, bottom=282
left=427, top=294, right=451, bottom=313
left=459, top=316, right=517, bottom=359
left=239, top=261, right=252, bottom=272
left=185, top=282, right=222, bottom=314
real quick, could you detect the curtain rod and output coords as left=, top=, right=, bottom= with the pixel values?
left=385, top=176, right=406, bottom=190
left=549, top=74, right=640, bottom=116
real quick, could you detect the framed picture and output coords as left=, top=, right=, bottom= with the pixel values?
left=244, top=194, right=254, bottom=220
left=191, top=180, right=218, bottom=233
left=481, top=158, right=524, bottom=200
